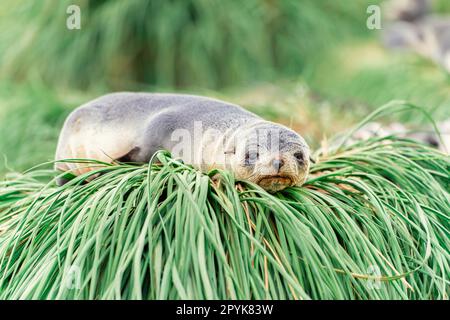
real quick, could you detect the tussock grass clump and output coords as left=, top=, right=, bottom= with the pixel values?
left=0, top=138, right=449, bottom=299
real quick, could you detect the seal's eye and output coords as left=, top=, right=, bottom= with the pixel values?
left=244, top=150, right=259, bottom=166
left=293, top=152, right=305, bottom=165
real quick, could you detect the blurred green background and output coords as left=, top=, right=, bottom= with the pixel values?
left=1, top=0, right=450, bottom=175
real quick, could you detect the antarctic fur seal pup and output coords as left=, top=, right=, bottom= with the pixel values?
left=55, top=93, right=310, bottom=192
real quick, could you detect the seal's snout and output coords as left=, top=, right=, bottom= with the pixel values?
left=253, top=151, right=310, bottom=193
left=271, top=158, right=284, bottom=172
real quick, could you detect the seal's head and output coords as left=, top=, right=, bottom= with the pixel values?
left=228, top=122, right=310, bottom=192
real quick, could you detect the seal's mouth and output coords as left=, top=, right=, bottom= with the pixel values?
left=258, top=176, right=292, bottom=185
left=257, top=175, right=293, bottom=192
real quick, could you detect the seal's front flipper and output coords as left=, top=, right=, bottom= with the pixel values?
left=116, top=146, right=142, bottom=164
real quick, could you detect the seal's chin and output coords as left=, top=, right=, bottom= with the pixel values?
left=257, top=176, right=293, bottom=193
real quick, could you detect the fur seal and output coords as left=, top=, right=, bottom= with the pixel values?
left=55, top=92, right=310, bottom=192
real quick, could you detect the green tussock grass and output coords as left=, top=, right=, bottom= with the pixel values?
left=0, top=136, right=448, bottom=299
left=1, top=0, right=449, bottom=300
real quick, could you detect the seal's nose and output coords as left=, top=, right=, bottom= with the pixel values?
left=272, top=159, right=284, bottom=172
